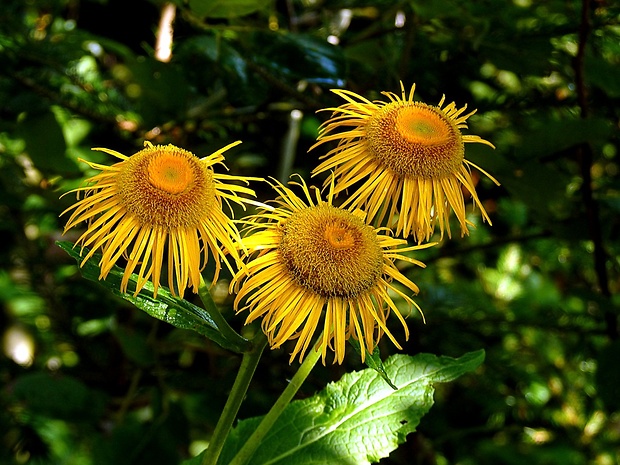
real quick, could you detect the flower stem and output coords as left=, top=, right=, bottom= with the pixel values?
left=201, top=331, right=268, bottom=465
left=198, top=275, right=252, bottom=353
left=229, top=341, right=323, bottom=465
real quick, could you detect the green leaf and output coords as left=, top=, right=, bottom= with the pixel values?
left=244, top=31, right=346, bottom=86
left=189, top=0, right=273, bottom=19
left=214, top=350, right=484, bottom=465
left=12, top=372, right=106, bottom=422
left=17, top=110, right=79, bottom=174
left=595, top=340, right=620, bottom=412
left=348, top=338, right=397, bottom=390
left=586, top=55, right=620, bottom=98
left=514, top=117, right=614, bottom=160
left=125, top=57, right=191, bottom=125
left=112, top=325, right=156, bottom=367
left=497, top=160, right=568, bottom=220
left=57, top=241, right=251, bottom=354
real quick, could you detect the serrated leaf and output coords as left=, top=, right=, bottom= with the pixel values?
left=348, top=338, right=397, bottom=390
left=57, top=241, right=251, bottom=353
left=213, top=350, right=484, bottom=465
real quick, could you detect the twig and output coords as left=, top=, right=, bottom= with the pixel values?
left=574, top=0, right=617, bottom=339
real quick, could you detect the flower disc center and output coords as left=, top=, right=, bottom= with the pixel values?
left=118, top=145, right=215, bottom=228
left=279, top=205, right=383, bottom=298
left=324, top=224, right=355, bottom=249
left=396, top=106, right=451, bottom=145
left=148, top=155, right=193, bottom=194
left=367, top=102, right=464, bottom=178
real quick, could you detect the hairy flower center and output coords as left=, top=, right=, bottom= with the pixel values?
left=279, top=204, right=383, bottom=298
left=324, top=224, right=355, bottom=249
left=117, top=145, right=216, bottom=228
left=148, top=155, right=193, bottom=194
left=367, top=102, right=464, bottom=178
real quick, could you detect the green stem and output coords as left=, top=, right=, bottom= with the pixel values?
left=198, top=275, right=252, bottom=353
left=201, top=331, right=268, bottom=465
left=229, top=340, right=323, bottom=465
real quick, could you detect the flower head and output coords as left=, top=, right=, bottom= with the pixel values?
left=231, top=176, right=431, bottom=364
left=62, top=141, right=256, bottom=298
left=311, top=83, right=499, bottom=243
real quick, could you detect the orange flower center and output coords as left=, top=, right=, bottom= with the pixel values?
left=279, top=204, right=383, bottom=298
left=117, top=145, right=216, bottom=228
left=324, top=224, right=355, bottom=249
left=367, top=102, right=464, bottom=178
left=148, top=154, right=193, bottom=194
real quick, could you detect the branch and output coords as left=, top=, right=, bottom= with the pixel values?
left=574, top=0, right=617, bottom=339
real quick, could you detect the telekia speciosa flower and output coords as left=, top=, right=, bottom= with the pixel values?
left=62, top=141, right=256, bottom=298
left=311, top=83, right=499, bottom=243
left=231, top=176, right=432, bottom=364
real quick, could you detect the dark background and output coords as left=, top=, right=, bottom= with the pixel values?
left=1, top=0, right=619, bottom=464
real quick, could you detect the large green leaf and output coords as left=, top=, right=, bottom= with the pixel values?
left=348, top=338, right=397, bottom=390
left=211, top=350, right=484, bottom=465
left=57, top=241, right=251, bottom=354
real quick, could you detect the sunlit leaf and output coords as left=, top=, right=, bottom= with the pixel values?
left=348, top=338, right=397, bottom=390
left=210, top=350, right=484, bottom=465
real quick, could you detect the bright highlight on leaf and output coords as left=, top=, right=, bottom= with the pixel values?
left=311, top=83, right=500, bottom=243
left=215, top=350, right=485, bottom=465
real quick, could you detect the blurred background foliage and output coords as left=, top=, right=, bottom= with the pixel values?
left=1, top=0, right=619, bottom=464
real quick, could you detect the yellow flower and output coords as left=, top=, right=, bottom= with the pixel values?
left=311, top=83, right=499, bottom=243
left=62, top=141, right=256, bottom=298
left=231, top=176, right=431, bottom=364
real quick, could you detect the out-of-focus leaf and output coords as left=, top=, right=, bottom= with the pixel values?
left=595, top=340, right=620, bottom=412
left=498, top=160, right=568, bottom=220
left=515, top=117, right=613, bottom=160
left=113, top=325, right=156, bottom=367
left=175, top=35, right=269, bottom=106
left=481, top=36, right=555, bottom=76
left=57, top=241, right=251, bottom=354
left=409, top=0, right=469, bottom=19
left=17, top=111, right=79, bottom=174
left=12, top=373, right=106, bottom=421
left=244, top=31, right=346, bottom=86
left=586, top=55, right=620, bottom=98
left=125, top=57, right=190, bottom=124
left=93, top=404, right=188, bottom=465
left=188, top=0, right=273, bottom=19
left=210, top=350, right=484, bottom=465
